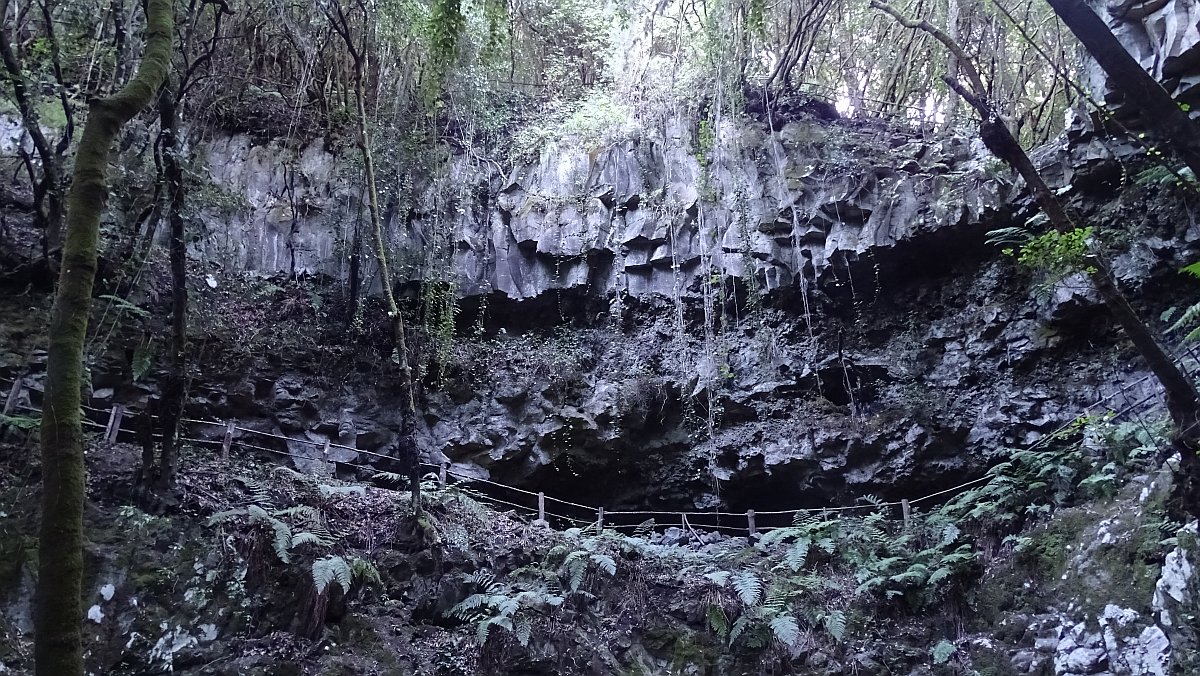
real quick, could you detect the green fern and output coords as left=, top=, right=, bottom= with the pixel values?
left=590, top=553, right=616, bottom=577
left=707, top=604, right=730, bottom=638
left=349, top=557, right=381, bottom=587
left=206, top=507, right=248, bottom=526
left=234, top=476, right=273, bottom=506
left=985, top=226, right=1032, bottom=248
left=781, top=537, right=810, bottom=572
left=312, top=555, right=353, bottom=594
left=728, top=616, right=751, bottom=645
left=1168, top=300, right=1200, bottom=343
left=245, top=505, right=293, bottom=563
left=823, top=609, right=847, bottom=642
left=132, top=343, right=154, bottom=382
left=731, top=571, right=762, bottom=606
left=290, top=531, right=333, bottom=549
left=513, top=614, right=532, bottom=647
left=98, top=294, right=151, bottom=319
left=372, top=471, right=407, bottom=484
left=703, top=570, right=731, bottom=587
left=769, top=614, right=800, bottom=646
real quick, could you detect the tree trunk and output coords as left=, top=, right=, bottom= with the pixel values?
left=0, top=0, right=66, bottom=262
left=876, top=0, right=1200, bottom=517
left=35, top=1, right=173, bottom=673
left=1044, top=0, right=1200, bottom=178
left=155, top=80, right=188, bottom=490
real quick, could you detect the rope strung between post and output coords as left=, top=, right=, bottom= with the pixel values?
left=0, top=362, right=1178, bottom=530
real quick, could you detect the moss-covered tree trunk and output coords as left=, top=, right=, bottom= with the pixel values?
left=35, top=1, right=174, bottom=673
left=153, top=79, right=188, bottom=490
left=326, top=0, right=422, bottom=510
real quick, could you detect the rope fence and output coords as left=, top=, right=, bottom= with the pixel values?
left=0, top=360, right=1177, bottom=538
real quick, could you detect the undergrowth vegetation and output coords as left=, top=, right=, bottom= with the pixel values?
left=187, top=405, right=1178, bottom=672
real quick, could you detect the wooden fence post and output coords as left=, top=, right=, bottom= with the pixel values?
left=746, top=509, right=756, bottom=538
left=901, top=499, right=912, bottom=530
left=322, top=438, right=332, bottom=476
left=2, top=376, right=22, bottom=416
left=537, top=492, right=546, bottom=523
left=104, top=405, right=125, bottom=445
left=438, top=462, right=448, bottom=488
left=597, top=507, right=604, bottom=532
left=221, top=421, right=235, bottom=461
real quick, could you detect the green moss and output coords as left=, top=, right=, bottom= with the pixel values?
left=641, top=626, right=715, bottom=670
left=0, top=535, right=31, bottom=601
left=319, top=615, right=401, bottom=673
left=1016, top=511, right=1092, bottom=581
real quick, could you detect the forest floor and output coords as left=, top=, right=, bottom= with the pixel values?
left=0, top=424, right=1192, bottom=674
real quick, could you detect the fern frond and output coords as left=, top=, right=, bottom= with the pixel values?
left=290, top=531, right=333, bottom=549
left=762, top=588, right=787, bottom=612
left=247, top=506, right=292, bottom=563
left=206, top=508, right=248, bottom=526
left=704, top=570, right=731, bottom=587
left=729, top=616, right=751, bottom=646
left=514, top=614, right=532, bottom=647
left=823, top=610, right=847, bottom=642
left=707, top=605, right=730, bottom=638
left=783, top=537, right=810, bottom=572
left=271, top=505, right=322, bottom=522
left=312, top=556, right=352, bottom=594
left=731, top=571, right=762, bottom=607
left=769, top=614, right=800, bottom=646
left=855, top=576, right=886, bottom=595
left=349, top=557, right=381, bottom=587
left=465, top=570, right=496, bottom=589
left=235, top=476, right=273, bottom=505
left=1169, top=301, right=1200, bottom=337
left=927, top=566, right=952, bottom=587
left=564, top=551, right=588, bottom=592
left=497, top=597, right=520, bottom=617
left=448, top=593, right=490, bottom=620
left=985, top=226, right=1032, bottom=247
left=372, top=471, right=407, bottom=484
left=590, top=553, right=616, bottom=577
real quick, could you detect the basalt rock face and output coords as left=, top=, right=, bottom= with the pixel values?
left=1087, top=0, right=1200, bottom=107
left=197, top=115, right=1008, bottom=302
left=157, top=109, right=1195, bottom=514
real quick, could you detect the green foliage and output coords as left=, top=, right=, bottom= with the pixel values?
left=419, top=279, right=459, bottom=386
left=205, top=471, right=378, bottom=598
left=507, top=91, right=633, bottom=164
left=0, top=414, right=40, bottom=431
left=423, top=0, right=467, bottom=107
left=312, top=555, right=353, bottom=594
left=696, top=118, right=716, bottom=164
left=984, top=226, right=1032, bottom=249
left=1163, top=264, right=1200, bottom=343
left=447, top=571, right=564, bottom=647
left=730, top=570, right=762, bottom=606
left=312, top=555, right=379, bottom=595
left=1013, top=227, right=1096, bottom=277
left=1133, top=165, right=1196, bottom=190
left=98, top=295, right=151, bottom=320
left=132, top=342, right=155, bottom=382
left=931, top=638, right=956, bottom=664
